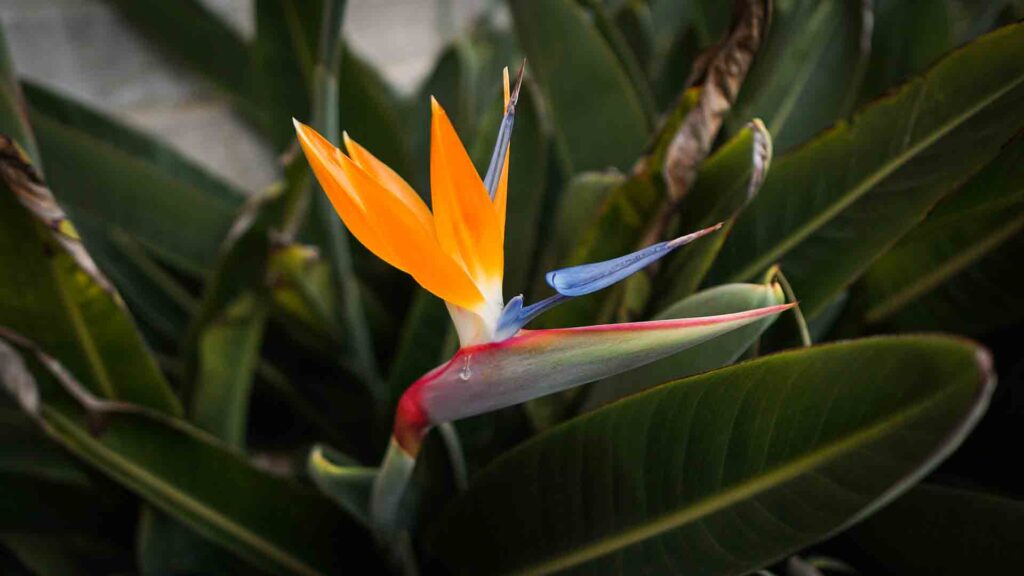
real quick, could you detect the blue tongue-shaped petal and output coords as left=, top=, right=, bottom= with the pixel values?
left=545, top=223, right=723, bottom=297
left=496, top=224, right=723, bottom=339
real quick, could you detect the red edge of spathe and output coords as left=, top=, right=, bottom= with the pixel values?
left=392, top=303, right=794, bottom=454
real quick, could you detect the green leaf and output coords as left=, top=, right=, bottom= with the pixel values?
left=70, top=221, right=195, bottom=352
left=859, top=0, right=953, bottom=103
left=849, top=133, right=1024, bottom=336
left=103, top=0, right=253, bottom=110
left=0, top=142, right=180, bottom=415
left=138, top=506, right=259, bottom=576
left=269, top=244, right=343, bottom=347
left=250, top=0, right=321, bottom=147
left=0, top=399, right=107, bottom=534
left=709, top=23, right=1024, bottom=317
left=727, top=0, right=869, bottom=151
left=24, top=83, right=244, bottom=276
left=578, top=0, right=657, bottom=121
left=0, top=533, right=128, bottom=576
left=612, top=1, right=655, bottom=76
left=192, top=293, right=268, bottom=446
left=184, top=188, right=283, bottom=428
left=510, top=0, right=651, bottom=173
left=849, top=484, right=1024, bottom=575
left=0, top=340, right=383, bottom=576
left=583, top=282, right=784, bottom=409
left=307, top=444, right=376, bottom=527
left=430, top=335, right=993, bottom=575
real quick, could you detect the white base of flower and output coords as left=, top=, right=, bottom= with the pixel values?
left=446, top=293, right=503, bottom=347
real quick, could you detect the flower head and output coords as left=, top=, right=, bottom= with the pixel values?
left=295, top=65, right=792, bottom=537
left=295, top=69, right=519, bottom=346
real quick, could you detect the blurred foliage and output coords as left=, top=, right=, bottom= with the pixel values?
left=0, top=1, right=1022, bottom=574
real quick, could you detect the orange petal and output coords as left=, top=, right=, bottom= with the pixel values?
left=342, top=132, right=433, bottom=232
left=494, top=144, right=510, bottom=234
left=295, top=120, right=482, bottom=308
left=503, top=67, right=510, bottom=112
left=294, top=120, right=396, bottom=266
left=337, top=151, right=484, bottom=308
left=430, top=98, right=504, bottom=287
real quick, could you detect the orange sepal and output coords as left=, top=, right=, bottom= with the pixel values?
left=429, top=98, right=504, bottom=287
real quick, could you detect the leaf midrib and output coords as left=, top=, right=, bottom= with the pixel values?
left=865, top=211, right=1024, bottom=322
left=41, top=406, right=325, bottom=576
left=728, top=67, right=1024, bottom=283
left=514, top=374, right=968, bottom=575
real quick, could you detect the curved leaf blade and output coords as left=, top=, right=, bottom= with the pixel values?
left=0, top=337, right=383, bottom=576
left=849, top=133, right=1024, bottom=335
left=510, top=0, right=650, bottom=173
left=709, top=23, right=1024, bottom=316
left=849, top=484, right=1024, bottom=575
left=430, top=336, right=993, bottom=575
left=0, top=141, right=180, bottom=414
left=25, top=84, right=243, bottom=276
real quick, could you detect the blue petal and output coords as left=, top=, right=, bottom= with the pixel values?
left=495, top=293, right=569, bottom=340
left=483, top=64, right=525, bottom=200
left=483, top=113, right=515, bottom=200
left=546, top=224, right=723, bottom=297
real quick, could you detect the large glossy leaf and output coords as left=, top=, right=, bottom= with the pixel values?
left=0, top=338, right=383, bottom=576
left=847, top=133, right=1024, bottom=336
left=583, top=282, right=784, bottom=410
left=709, top=23, right=1024, bottom=317
left=849, top=484, right=1024, bottom=575
left=430, top=335, right=993, bottom=575
left=510, top=0, right=650, bottom=173
left=727, top=0, right=868, bottom=151
left=25, top=84, right=244, bottom=276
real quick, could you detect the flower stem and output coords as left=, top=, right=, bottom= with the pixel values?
left=371, top=437, right=417, bottom=541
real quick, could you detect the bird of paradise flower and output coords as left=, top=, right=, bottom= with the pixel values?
left=294, top=64, right=791, bottom=539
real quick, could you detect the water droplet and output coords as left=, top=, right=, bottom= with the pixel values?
left=458, top=355, right=472, bottom=381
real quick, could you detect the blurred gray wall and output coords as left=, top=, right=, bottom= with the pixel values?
left=0, top=0, right=485, bottom=191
